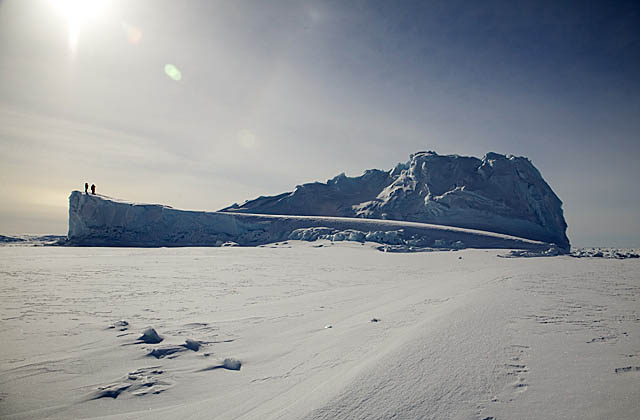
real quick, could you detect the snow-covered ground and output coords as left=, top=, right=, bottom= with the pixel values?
left=1, top=243, right=638, bottom=419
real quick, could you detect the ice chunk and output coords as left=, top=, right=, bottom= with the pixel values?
left=138, top=328, right=163, bottom=344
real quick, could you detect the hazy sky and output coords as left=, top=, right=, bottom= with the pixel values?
left=1, top=0, right=639, bottom=247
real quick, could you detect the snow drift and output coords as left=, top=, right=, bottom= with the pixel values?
left=66, top=192, right=556, bottom=251
left=222, top=151, right=570, bottom=250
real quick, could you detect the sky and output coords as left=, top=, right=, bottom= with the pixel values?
left=0, top=0, right=639, bottom=247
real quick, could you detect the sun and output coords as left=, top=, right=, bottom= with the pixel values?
left=50, top=0, right=109, bottom=53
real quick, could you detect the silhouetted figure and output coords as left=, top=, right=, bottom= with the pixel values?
left=91, top=184, right=96, bottom=195
left=85, top=183, right=89, bottom=194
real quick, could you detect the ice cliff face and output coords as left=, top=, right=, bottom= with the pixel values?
left=66, top=191, right=557, bottom=251
left=68, top=192, right=272, bottom=247
left=222, top=152, right=570, bottom=250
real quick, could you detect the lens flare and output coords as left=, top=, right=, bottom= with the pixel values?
left=49, top=0, right=109, bottom=54
left=164, top=64, right=182, bottom=81
left=124, top=24, right=143, bottom=44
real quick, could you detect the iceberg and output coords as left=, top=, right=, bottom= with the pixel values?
left=66, top=191, right=557, bottom=252
left=221, top=152, right=570, bottom=250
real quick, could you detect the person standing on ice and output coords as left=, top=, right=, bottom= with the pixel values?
left=85, top=183, right=89, bottom=194
left=91, top=184, right=96, bottom=195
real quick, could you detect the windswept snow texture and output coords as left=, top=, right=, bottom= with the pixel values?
left=0, top=244, right=638, bottom=419
left=66, top=191, right=556, bottom=251
left=222, top=151, right=570, bottom=250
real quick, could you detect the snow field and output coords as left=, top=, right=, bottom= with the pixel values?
left=0, top=242, right=638, bottom=419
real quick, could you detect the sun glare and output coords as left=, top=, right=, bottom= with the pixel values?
left=50, top=0, right=109, bottom=53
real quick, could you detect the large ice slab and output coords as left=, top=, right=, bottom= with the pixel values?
left=221, top=152, right=570, bottom=250
left=67, top=191, right=557, bottom=251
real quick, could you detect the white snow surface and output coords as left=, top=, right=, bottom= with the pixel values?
left=222, top=152, right=570, bottom=250
left=1, top=243, right=638, bottom=419
left=67, top=191, right=558, bottom=253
